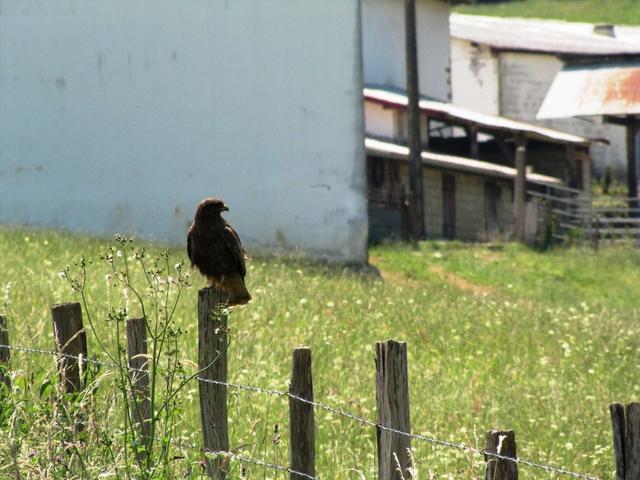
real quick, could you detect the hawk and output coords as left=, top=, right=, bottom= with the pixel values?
left=187, top=197, right=251, bottom=306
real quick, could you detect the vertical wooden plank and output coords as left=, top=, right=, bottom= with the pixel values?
left=610, top=403, right=626, bottom=480
left=376, top=340, right=412, bottom=480
left=626, top=123, right=638, bottom=202
left=625, top=403, right=640, bottom=480
left=0, top=314, right=10, bottom=391
left=514, top=141, right=527, bottom=242
left=198, top=288, right=229, bottom=479
left=51, top=302, right=87, bottom=394
left=289, top=347, right=316, bottom=480
left=470, top=126, right=480, bottom=159
left=126, top=317, right=151, bottom=448
left=484, top=430, right=518, bottom=480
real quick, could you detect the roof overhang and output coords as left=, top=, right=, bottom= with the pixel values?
left=365, top=137, right=563, bottom=187
left=364, top=87, right=591, bottom=146
left=538, top=62, right=640, bottom=119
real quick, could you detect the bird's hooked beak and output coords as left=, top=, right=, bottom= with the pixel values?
left=222, top=204, right=230, bottom=212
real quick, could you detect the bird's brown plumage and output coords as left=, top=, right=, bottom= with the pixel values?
left=187, top=197, right=251, bottom=306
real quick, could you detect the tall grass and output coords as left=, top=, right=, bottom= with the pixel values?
left=0, top=226, right=638, bottom=478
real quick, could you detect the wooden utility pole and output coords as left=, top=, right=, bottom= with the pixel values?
left=514, top=139, right=527, bottom=242
left=405, top=0, right=424, bottom=241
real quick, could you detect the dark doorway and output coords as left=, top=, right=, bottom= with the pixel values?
left=442, top=174, right=456, bottom=239
left=484, top=181, right=501, bottom=237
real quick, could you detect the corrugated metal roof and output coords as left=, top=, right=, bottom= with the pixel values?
left=364, top=87, right=591, bottom=145
left=365, top=137, right=562, bottom=186
left=537, top=62, right=640, bottom=119
left=450, top=14, right=640, bottom=56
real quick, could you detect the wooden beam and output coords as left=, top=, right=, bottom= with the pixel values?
left=514, top=138, right=527, bottom=242
left=626, top=122, right=639, bottom=200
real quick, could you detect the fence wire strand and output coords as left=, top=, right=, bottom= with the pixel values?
left=0, top=344, right=601, bottom=480
left=204, top=449, right=317, bottom=480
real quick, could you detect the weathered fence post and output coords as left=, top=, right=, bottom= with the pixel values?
left=126, top=317, right=151, bottom=448
left=611, top=402, right=640, bottom=480
left=51, top=303, right=87, bottom=394
left=376, top=340, right=412, bottom=480
left=0, top=314, right=10, bottom=391
left=289, top=346, right=316, bottom=480
left=198, top=288, right=229, bottom=479
left=484, top=430, right=518, bottom=480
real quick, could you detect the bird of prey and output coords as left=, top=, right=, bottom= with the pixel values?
left=187, top=197, right=251, bottom=306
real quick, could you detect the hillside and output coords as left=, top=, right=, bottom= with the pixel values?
left=454, top=0, right=640, bottom=26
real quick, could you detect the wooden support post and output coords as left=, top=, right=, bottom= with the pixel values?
left=514, top=141, right=527, bottom=242
left=289, top=347, right=316, bottom=480
left=469, top=126, right=479, bottom=159
left=627, top=123, right=639, bottom=201
left=126, top=317, right=151, bottom=448
left=0, top=314, right=10, bottom=391
left=51, top=303, right=87, bottom=394
left=609, top=402, right=640, bottom=480
left=405, top=0, right=424, bottom=241
left=198, top=288, right=229, bottom=479
left=376, top=340, right=412, bottom=480
left=484, top=430, right=518, bottom=480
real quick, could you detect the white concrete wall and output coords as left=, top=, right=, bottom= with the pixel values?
left=0, top=0, right=368, bottom=263
left=451, top=38, right=499, bottom=115
left=498, top=51, right=626, bottom=178
left=361, top=0, right=451, bottom=101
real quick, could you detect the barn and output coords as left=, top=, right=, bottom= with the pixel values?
left=450, top=14, right=640, bottom=179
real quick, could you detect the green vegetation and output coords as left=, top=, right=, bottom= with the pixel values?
left=454, top=0, right=640, bottom=26
left=1, top=226, right=639, bottom=478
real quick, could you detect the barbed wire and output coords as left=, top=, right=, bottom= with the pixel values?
left=197, top=377, right=601, bottom=480
left=204, top=449, right=317, bottom=480
left=0, top=344, right=602, bottom=480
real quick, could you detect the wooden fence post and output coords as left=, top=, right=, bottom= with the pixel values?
left=198, top=288, right=229, bottom=479
left=376, top=340, right=412, bottom=480
left=484, top=430, right=518, bottom=480
left=126, top=317, right=151, bottom=448
left=51, top=303, right=87, bottom=394
left=289, top=346, right=316, bottom=480
left=610, top=402, right=640, bottom=480
left=0, top=314, right=10, bottom=391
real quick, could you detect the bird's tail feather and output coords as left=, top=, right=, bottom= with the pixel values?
left=208, top=274, right=251, bottom=306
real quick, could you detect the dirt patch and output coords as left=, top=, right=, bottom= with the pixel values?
left=428, top=265, right=494, bottom=296
left=370, top=254, right=494, bottom=296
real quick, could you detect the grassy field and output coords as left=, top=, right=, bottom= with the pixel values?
left=1, top=226, right=639, bottom=478
left=453, top=0, right=640, bottom=25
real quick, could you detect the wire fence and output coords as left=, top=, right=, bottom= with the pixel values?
left=0, top=342, right=603, bottom=480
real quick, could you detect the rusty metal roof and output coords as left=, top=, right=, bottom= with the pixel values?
left=537, top=62, right=640, bottom=119
left=365, top=137, right=563, bottom=186
left=451, top=14, right=640, bottom=56
left=364, top=87, right=591, bottom=145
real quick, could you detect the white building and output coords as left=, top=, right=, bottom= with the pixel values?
left=362, top=0, right=452, bottom=101
left=0, top=0, right=367, bottom=263
left=450, top=14, right=640, bottom=178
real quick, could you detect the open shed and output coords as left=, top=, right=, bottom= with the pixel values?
left=365, top=137, right=561, bottom=242
left=364, top=87, right=593, bottom=191
left=538, top=61, right=640, bottom=200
